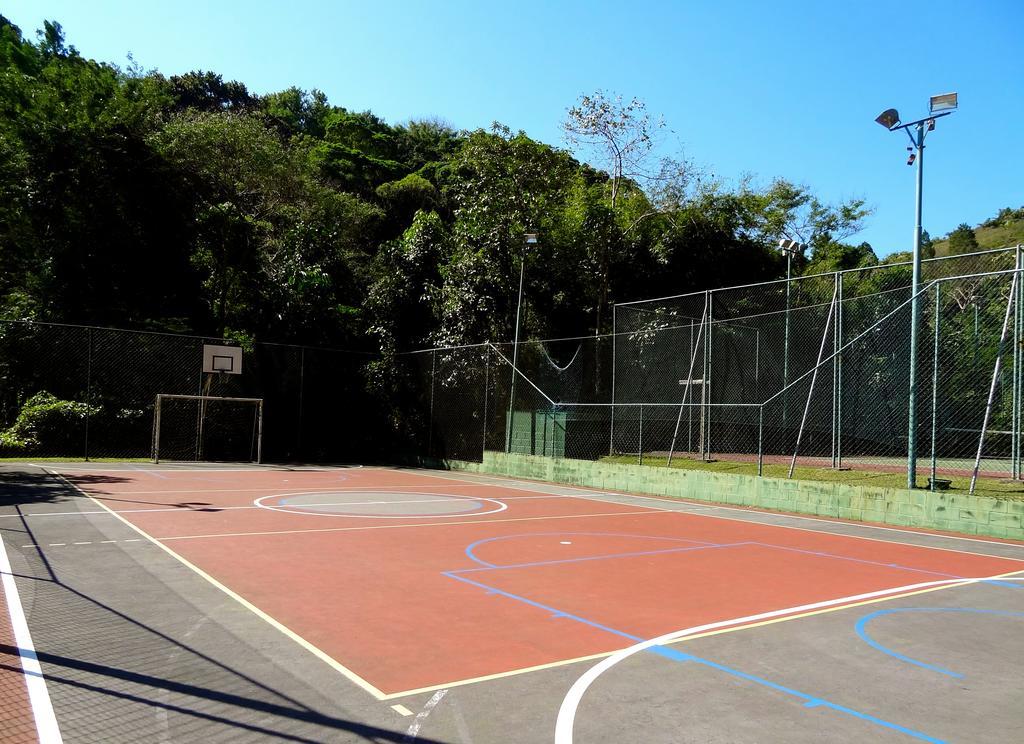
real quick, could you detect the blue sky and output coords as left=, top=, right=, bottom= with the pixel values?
left=5, top=0, right=1022, bottom=255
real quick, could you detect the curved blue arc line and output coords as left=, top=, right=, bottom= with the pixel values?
left=856, top=607, right=1024, bottom=678
left=443, top=571, right=944, bottom=743
left=463, top=531, right=719, bottom=568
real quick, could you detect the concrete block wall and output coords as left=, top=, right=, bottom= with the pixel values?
left=442, top=452, right=1024, bottom=541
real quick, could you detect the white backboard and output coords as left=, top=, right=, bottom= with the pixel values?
left=203, top=344, right=243, bottom=375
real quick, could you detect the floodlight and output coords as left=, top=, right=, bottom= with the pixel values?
left=777, top=238, right=805, bottom=256
left=929, top=92, right=957, bottom=114
left=524, top=233, right=539, bottom=246
left=875, top=108, right=900, bottom=130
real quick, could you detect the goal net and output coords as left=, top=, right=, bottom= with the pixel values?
left=152, top=394, right=263, bottom=463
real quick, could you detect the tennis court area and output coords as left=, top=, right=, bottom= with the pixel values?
left=2, top=461, right=1023, bottom=743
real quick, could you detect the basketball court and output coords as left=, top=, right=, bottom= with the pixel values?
left=2, top=461, right=1023, bottom=743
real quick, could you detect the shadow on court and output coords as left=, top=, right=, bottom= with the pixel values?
left=3, top=468, right=440, bottom=743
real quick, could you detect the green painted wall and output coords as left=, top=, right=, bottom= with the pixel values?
left=441, top=452, right=1024, bottom=541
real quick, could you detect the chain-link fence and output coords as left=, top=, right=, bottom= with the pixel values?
left=4, top=247, right=1021, bottom=487
left=413, top=247, right=1024, bottom=492
left=0, top=321, right=381, bottom=462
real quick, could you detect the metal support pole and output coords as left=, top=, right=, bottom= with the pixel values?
left=970, top=270, right=1019, bottom=493
left=610, top=304, right=616, bottom=455
left=930, top=283, right=940, bottom=490
left=1011, top=250, right=1019, bottom=480
left=297, top=347, right=305, bottom=456
left=757, top=405, right=764, bottom=477
left=256, top=401, right=264, bottom=464
left=506, top=252, right=526, bottom=452
left=789, top=282, right=839, bottom=478
left=783, top=253, right=792, bottom=426
left=754, top=329, right=760, bottom=389
left=482, top=348, right=490, bottom=457
left=668, top=296, right=709, bottom=466
left=906, top=121, right=925, bottom=489
left=687, top=321, right=694, bottom=453
left=836, top=272, right=844, bottom=469
left=638, top=404, right=643, bottom=466
left=704, top=290, right=713, bottom=460
left=152, top=395, right=162, bottom=463
left=831, top=273, right=839, bottom=468
left=428, top=350, right=436, bottom=457
left=84, top=327, right=92, bottom=461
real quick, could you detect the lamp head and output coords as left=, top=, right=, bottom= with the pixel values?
left=777, top=238, right=806, bottom=256
left=524, top=232, right=539, bottom=247
left=875, top=108, right=900, bottom=130
left=929, top=92, right=957, bottom=115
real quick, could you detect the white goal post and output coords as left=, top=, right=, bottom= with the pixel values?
left=152, top=394, right=264, bottom=464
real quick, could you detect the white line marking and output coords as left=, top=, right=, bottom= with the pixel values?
left=403, top=689, right=447, bottom=742
left=253, top=491, right=508, bottom=519
left=391, top=704, right=414, bottom=716
left=554, top=574, right=1024, bottom=744
left=155, top=509, right=664, bottom=542
left=0, top=532, right=63, bottom=742
left=0, top=494, right=566, bottom=519
left=404, top=468, right=1024, bottom=559
left=44, top=469, right=389, bottom=700
left=72, top=542, right=90, bottom=545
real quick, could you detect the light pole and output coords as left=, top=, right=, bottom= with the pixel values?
left=778, top=238, right=806, bottom=425
left=875, top=92, right=958, bottom=488
left=506, top=232, right=538, bottom=452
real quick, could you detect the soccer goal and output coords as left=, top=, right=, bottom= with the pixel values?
left=152, top=394, right=263, bottom=463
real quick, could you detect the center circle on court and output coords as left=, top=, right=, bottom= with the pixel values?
left=254, top=490, right=507, bottom=518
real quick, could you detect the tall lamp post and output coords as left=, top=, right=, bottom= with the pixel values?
left=778, top=238, right=806, bottom=425
left=875, top=92, right=958, bottom=488
left=506, top=232, right=538, bottom=452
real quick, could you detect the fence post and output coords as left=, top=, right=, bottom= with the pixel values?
left=757, top=405, right=764, bottom=476
left=256, top=400, right=264, bottom=464
left=703, top=289, right=712, bottom=460
left=1011, top=248, right=1019, bottom=483
left=84, top=327, right=93, bottom=461
left=428, top=350, right=436, bottom=457
left=482, top=347, right=490, bottom=459
left=930, top=283, right=940, bottom=490
left=668, top=294, right=709, bottom=466
left=789, top=281, right=839, bottom=478
left=610, top=303, right=616, bottom=455
left=970, top=270, right=1019, bottom=493
left=832, top=272, right=843, bottom=469
left=297, top=346, right=305, bottom=457
left=638, top=404, right=643, bottom=466
left=152, top=394, right=162, bottom=463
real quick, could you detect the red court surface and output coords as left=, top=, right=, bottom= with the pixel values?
left=49, top=466, right=1024, bottom=699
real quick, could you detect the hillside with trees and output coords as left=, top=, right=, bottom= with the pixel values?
left=1, top=17, right=883, bottom=357
left=932, top=207, right=1024, bottom=256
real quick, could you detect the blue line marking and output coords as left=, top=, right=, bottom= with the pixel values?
left=856, top=607, right=1024, bottom=679
left=462, top=531, right=720, bottom=568
left=451, top=542, right=746, bottom=574
left=444, top=569, right=945, bottom=742
left=442, top=572, right=645, bottom=642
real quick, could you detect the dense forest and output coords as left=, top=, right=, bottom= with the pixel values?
left=2, top=16, right=919, bottom=358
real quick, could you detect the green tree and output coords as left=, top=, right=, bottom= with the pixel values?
left=946, top=223, right=979, bottom=255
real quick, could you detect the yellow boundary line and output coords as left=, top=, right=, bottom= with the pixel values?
left=41, top=465, right=1024, bottom=705
left=381, top=567, right=1024, bottom=699
left=45, top=469, right=390, bottom=701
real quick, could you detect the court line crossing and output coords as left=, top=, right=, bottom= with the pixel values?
left=443, top=568, right=943, bottom=743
